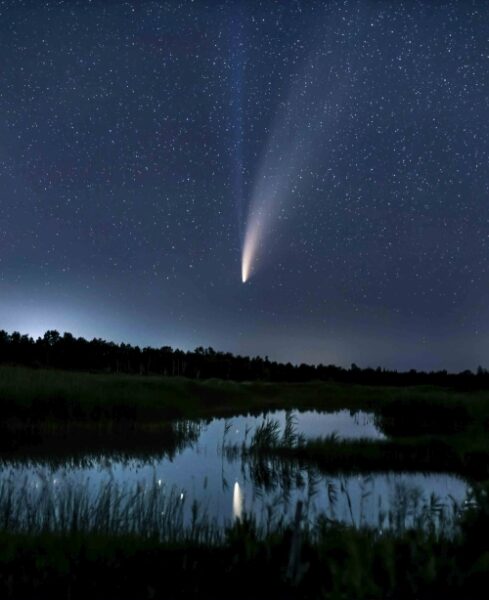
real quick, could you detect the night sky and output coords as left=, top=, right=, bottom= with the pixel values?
left=1, top=0, right=488, bottom=371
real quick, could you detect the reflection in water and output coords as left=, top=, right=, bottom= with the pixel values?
left=0, top=410, right=471, bottom=534
left=232, top=481, right=243, bottom=521
left=0, top=469, right=469, bottom=536
left=0, top=419, right=203, bottom=467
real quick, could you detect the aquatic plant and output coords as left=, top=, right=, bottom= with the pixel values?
left=251, top=418, right=282, bottom=448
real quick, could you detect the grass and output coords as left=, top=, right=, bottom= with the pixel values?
left=2, top=364, right=489, bottom=426
left=241, top=432, right=489, bottom=479
left=0, top=482, right=487, bottom=599
left=0, top=468, right=465, bottom=536
left=2, top=364, right=489, bottom=597
left=0, top=475, right=216, bottom=542
left=221, top=413, right=488, bottom=481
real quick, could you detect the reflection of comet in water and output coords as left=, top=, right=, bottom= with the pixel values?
left=232, top=481, right=243, bottom=521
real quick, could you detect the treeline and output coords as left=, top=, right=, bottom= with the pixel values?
left=1, top=329, right=489, bottom=389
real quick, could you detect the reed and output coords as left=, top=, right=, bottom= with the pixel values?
left=0, top=470, right=467, bottom=540
left=0, top=482, right=487, bottom=599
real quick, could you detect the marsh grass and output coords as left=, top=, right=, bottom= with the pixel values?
left=250, top=417, right=282, bottom=448
left=1, top=366, right=489, bottom=596
left=0, top=420, right=486, bottom=600
left=0, top=476, right=486, bottom=599
left=2, top=364, right=489, bottom=430
left=0, top=471, right=467, bottom=539
left=242, top=429, right=489, bottom=480
left=0, top=473, right=223, bottom=543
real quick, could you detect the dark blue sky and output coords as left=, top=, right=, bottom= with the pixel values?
left=1, top=0, right=488, bottom=371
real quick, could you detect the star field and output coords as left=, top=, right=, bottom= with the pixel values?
left=1, top=0, right=488, bottom=371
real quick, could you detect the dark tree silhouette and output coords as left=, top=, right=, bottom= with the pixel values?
left=0, top=328, right=487, bottom=389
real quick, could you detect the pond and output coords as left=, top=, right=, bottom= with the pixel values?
left=0, top=410, right=470, bottom=534
left=212, top=408, right=387, bottom=443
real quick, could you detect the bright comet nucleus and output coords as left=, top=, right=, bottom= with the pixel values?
left=241, top=217, right=261, bottom=283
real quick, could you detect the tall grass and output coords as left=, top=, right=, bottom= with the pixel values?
left=0, top=473, right=222, bottom=543
left=239, top=419, right=489, bottom=480
left=0, top=470, right=467, bottom=540
left=0, top=476, right=486, bottom=600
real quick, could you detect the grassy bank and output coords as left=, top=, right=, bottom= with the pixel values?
left=2, top=364, right=489, bottom=425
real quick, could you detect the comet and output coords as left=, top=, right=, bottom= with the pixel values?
left=241, top=210, right=263, bottom=283
left=240, top=76, right=323, bottom=283
left=241, top=173, right=280, bottom=283
left=240, top=31, right=350, bottom=283
left=241, top=228, right=254, bottom=283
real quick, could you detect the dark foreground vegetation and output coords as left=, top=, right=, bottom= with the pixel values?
left=1, top=363, right=488, bottom=425
left=0, top=483, right=488, bottom=600
left=3, top=327, right=489, bottom=389
left=1, top=334, right=489, bottom=598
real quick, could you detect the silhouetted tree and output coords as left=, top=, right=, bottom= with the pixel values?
left=0, top=328, right=488, bottom=389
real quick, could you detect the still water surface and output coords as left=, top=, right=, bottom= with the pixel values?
left=1, top=410, right=469, bottom=530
